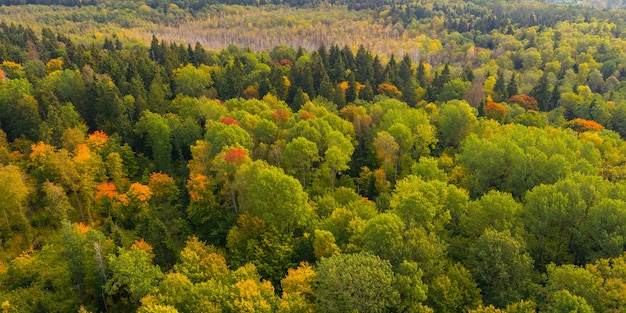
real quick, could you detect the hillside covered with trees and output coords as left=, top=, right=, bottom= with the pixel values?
left=3, top=0, right=626, bottom=312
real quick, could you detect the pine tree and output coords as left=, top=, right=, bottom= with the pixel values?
left=346, top=72, right=358, bottom=103
left=416, top=60, right=427, bottom=87
left=531, top=73, right=552, bottom=111
left=318, top=72, right=335, bottom=100
left=494, top=70, right=506, bottom=102
left=293, top=87, right=309, bottom=111
left=360, top=80, right=375, bottom=102
left=507, top=73, right=518, bottom=98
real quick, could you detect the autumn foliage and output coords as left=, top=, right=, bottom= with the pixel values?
left=127, top=183, right=152, bottom=202
left=377, top=83, right=402, bottom=99
left=95, top=181, right=118, bottom=201
left=509, top=94, right=539, bottom=111
left=187, top=174, right=212, bottom=202
left=219, top=117, right=241, bottom=126
left=297, top=111, right=316, bottom=121
left=148, top=172, right=177, bottom=197
left=272, top=109, right=290, bottom=124
left=243, top=85, right=260, bottom=99
left=224, top=147, right=251, bottom=165
left=86, top=130, right=109, bottom=149
left=484, top=101, right=508, bottom=123
left=564, top=118, right=604, bottom=132
left=133, top=238, right=154, bottom=254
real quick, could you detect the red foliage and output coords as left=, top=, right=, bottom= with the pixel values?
left=219, top=117, right=240, bottom=126
left=224, top=147, right=250, bottom=165
left=564, top=118, right=604, bottom=132
left=272, top=109, right=290, bottom=124
left=509, top=94, right=539, bottom=111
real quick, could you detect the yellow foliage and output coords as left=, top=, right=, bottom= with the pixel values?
left=29, top=141, right=55, bottom=163
left=231, top=279, right=273, bottom=313
left=579, top=132, right=603, bottom=148
left=46, top=58, right=63, bottom=74
left=0, top=261, right=7, bottom=275
left=72, top=144, right=92, bottom=163
left=128, top=183, right=152, bottom=202
left=0, top=61, right=25, bottom=79
left=281, top=262, right=316, bottom=297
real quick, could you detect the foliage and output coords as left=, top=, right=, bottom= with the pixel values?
left=3, top=2, right=626, bottom=311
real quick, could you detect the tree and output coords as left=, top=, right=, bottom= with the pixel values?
left=0, top=165, right=31, bottom=242
left=361, top=213, right=406, bottom=266
left=373, top=131, right=399, bottom=180
left=282, top=137, right=319, bottom=187
left=323, top=130, right=354, bottom=191
left=0, top=78, right=40, bottom=141
left=246, top=166, right=310, bottom=233
left=437, top=100, right=477, bottom=147
left=390, top=175, right=467, bottom=233
left=313, top=229, right=340, bottom=259
left=530, top=73, right=551, bottom=111
left=135, top=111, right=172, bottom=172
left=172, top=64, right=212, bottom=97
left=438, top=79, right=471, bottom=102
left=544, top=290, right=594, bottom=313
left=106, top=241, right=164, bottom=309
left=465, top=229, right=535, bottom=307
left=315, top=252, right=399, bottom=313
left=226, top=214, right=295, bottom=286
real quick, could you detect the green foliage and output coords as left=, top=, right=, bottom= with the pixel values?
left=106, top=244, right=164, bottom=307
left=4, top=4, right=626, bottom=311
left=315, top=252, right=399, bottom=313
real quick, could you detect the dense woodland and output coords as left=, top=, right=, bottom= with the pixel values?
left=4, top=0, right=626, bottom=312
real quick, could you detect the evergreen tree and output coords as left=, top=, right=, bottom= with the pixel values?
left=355, top=44, right=374, bottom=84
left=293, top=87, right=309, bottom=111
left=416, top=60, right=427, bottom=87
left=462, top=64, right=475, bottom=82
left=531, top=73, right=551, bottom=111
left=360, top=80, right=375, bottom=101
left=494, top=70, right=506, bottom=102
left=507, top=73, right=519, bottom=98
left=426, top=64, right=451, bottom=102
left=345, top=71, right=358, bottom=103
left=318, top=71, right=335, bottom=100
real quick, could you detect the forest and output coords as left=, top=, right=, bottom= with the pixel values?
left=3, top=0, right=626, bottom=312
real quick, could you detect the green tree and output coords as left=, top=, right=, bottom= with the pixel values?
left=315, top=252, right=399, bottom=313
left=282, top=137, right=319, bottom=187
left=106, top=242, right=164, bottom=308
left=135, top=111, right=172, bottom=172
left=172, top=64, right=213, bottom=97
left=437, top=100, right=477, bottom=147
left=361, top=213, right=406, bottom=266
left=465, top=229, right=535, bottom=307
left=0, top=165, right=31, bottom=242
left=544, top=290, right=594, bottom=313
left=246, top=166, right=310, bottom=233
